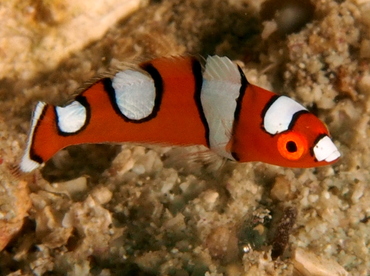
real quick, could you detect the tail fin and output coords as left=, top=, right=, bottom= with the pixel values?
left=20, top=102, right=48, bottom=173
left=19, top=96, right=91, bottom=173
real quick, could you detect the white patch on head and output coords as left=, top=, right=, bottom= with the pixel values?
left=263, top=96, right=307, bottom=135
left=112, top=70, right=156, bottom=120
left=20, top=102, right=47, bottom=172
left=313, top=135, right=340, bottom=162
left=201, top=56, right=242, bottom=160
left=56, top=101, right=87, bottom=133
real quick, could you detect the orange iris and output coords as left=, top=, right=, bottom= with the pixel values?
left=277, top=131, right=308, bottom=161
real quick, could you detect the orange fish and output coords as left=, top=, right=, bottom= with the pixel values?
left=19, top=56, right=340, bottom=172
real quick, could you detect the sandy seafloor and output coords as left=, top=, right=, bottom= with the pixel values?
left=0, top=0, right=369, bottom=275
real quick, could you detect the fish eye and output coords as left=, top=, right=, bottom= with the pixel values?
left=286, top=141, right=298, bottom=152
left=277, top=131, right=308, bottom=160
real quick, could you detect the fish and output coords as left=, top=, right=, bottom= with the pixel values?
left=19, top=55, right=340, bottom=172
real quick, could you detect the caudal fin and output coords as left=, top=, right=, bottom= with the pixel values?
left=20, top=102, right=48, bottom=173
left=19, top=96, right=92, bottom=173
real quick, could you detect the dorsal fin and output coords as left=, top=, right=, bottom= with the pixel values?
left=203, top=55, right=241, bottom=84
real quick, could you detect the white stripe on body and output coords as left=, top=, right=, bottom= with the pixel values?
left=263, top=96, right=307, bottom=135
left=112, top=70, right=156, bottom=120
left=56, top=101, right=87, bottom=133
left=201, top=56, right=242, bottom=160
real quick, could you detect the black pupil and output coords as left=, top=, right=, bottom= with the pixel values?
left=286, top=141, right=297, bottom=152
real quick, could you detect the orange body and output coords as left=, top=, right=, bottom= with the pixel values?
left=20, top=55, right=340, bottom=172
left=32, top=57, right=208, bottom=163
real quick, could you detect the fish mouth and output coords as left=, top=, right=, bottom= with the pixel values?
left=313, top=135, right=341, bottom=162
